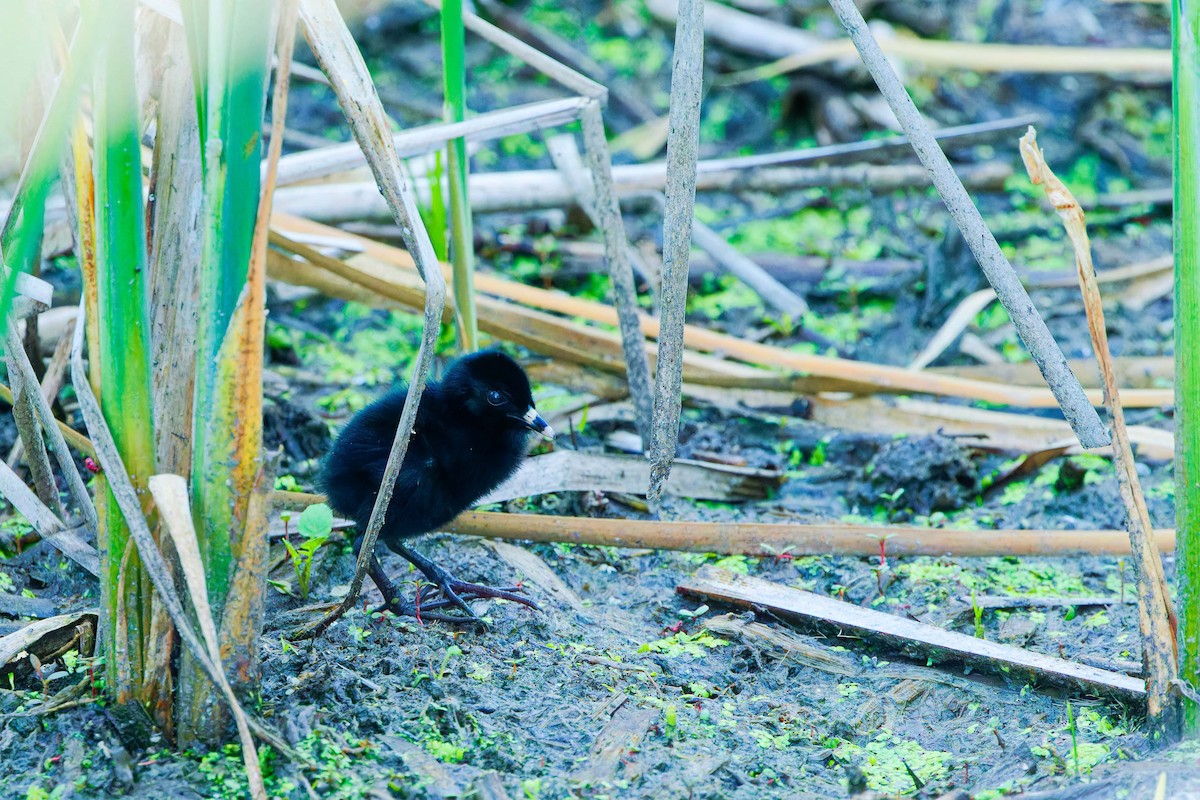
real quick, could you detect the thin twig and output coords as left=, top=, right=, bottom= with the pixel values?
left=908, top=288, right=997, bottom=371
left=826, top=0, right=1109, bottom=449
left=546, top=133, right=655, bottom=304
left=275, top=160, right=1012, bottom=219
left=640, top=190, right=808, bottom=335
left=580, top=101, right=655, bottom=446
left=689, top=221, right=807, bottom=317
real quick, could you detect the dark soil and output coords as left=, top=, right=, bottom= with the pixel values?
left=2, top=0, right=1194, bottom=797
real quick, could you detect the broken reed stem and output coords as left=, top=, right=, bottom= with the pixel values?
left=3, top=324, right=97, bottom=533
left=262, top=491, right=1179, bottom=558
left=444, top=511, right=1176, bottom=558
left=4, top=332, right=65, bottom=519
left=826, top=0, right=1109, bottom=449
left=293, top=0, right=447, bottom=639
left=420, top=0, right=608, bottom=101
left=270, top=212, right=1176, bottom=410
left=1019, top=128, right=1178, bottom=730
left=648, top=0, right=703, bottom=502
left=7, top=315, right=74, bottom=468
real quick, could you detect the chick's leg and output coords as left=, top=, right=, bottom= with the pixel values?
left=390, top=540, right=540, bottom=619
left=355, top=535, right=473, bottom=623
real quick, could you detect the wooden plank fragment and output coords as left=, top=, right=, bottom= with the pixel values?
left=677, top=567, right=1145, bottom=701
left=0, top=610, right=98, bottom=674
left=701, top=613, right=858, bottom=675
left=0, top=592, right=58, bottom=619
left=382, top=735, right=468, bottom=799
left=478, top=451, right=783, bottom=505
left=572, top=698, right=658, bottom=785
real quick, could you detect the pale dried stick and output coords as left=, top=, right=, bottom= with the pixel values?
left=649, top=0, right=704, bottom=501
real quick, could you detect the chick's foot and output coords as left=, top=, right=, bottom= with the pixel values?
left=370, top=546, right=539, bottom=624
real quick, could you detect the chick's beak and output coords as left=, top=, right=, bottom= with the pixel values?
left=523, top=406, right=554, bottom=441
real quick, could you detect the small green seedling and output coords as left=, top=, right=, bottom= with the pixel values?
left=437, top=645, right=463, bottom=680
left=972, top=592, right=985, bottom=639
left=809, top=438, right=828, bottom=466
left=663, top=704, right=678, bottom=738
left=283, top=503, right=333, bottom=599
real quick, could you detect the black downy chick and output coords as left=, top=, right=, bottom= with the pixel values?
left=320, top=350, right=553, bottom=623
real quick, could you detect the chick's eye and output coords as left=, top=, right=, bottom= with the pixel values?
left=486, top=389, right=505, bottom=406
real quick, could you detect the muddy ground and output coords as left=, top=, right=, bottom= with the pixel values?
left=1, top=0, right=1196, bottom=797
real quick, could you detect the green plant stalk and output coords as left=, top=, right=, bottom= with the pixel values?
left=1175, top=0, right=1200, bottom=735
left=282, top=540, right=307, bottom=598
left=179, top=0, right=273, bottom=747
left=189, top=1, right=273, bottom=614
left=441, top=0, right=477, bottom=352
left=92, top=0, right=157, bottom=705
left=427, top=150, right=449, bottom=261
left=283, top=536, right=326, bottom=599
